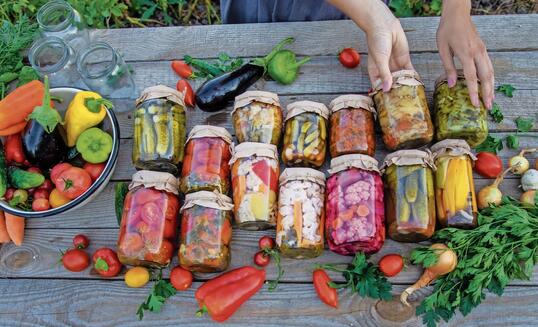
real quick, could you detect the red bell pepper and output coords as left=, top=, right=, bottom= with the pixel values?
left=313, top=269, right=338, bottom=308
left=5, top=133, right=26, bottom=164
left=92, top=247, right=122, bottom=277
left=251, top=160, right=278, bottom=193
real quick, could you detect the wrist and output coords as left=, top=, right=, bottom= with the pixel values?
left=329, top=0, right=396, bottom=33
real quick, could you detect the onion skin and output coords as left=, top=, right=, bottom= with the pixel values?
left=509, top=156, right=529, bottom=175
left=477, top=185, right=503, bottom=209
left=520, top=190, right=536, bottom=206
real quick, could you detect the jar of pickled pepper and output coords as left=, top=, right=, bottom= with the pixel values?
left=431, top=139, right=477, bottom=229
left=434, top=71, right=488, bottom=147
left=371, top=70, right=434, bottom=151
left=282, top=101, right=328, bottom=167
left=180, top=125, right=233, bottom=194
left=329, top=94, right=376, bottom=157
left=230, top=142, right=279, bottom=230
left=277, top=168, right=326, bottom=259
left=179, top=191, right=234, bottom=272
left=382, top=150, right=436, bottom=242
left=232, top=91, right=283, bottom=145
left=133, top=85, right=187, bottom=175
left=117, top=171, right=180, bottom=268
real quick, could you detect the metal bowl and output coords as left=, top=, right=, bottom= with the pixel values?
left=0, top=87, right=120, bottom=218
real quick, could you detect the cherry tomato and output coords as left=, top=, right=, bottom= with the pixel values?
left=171, top=60, right=193, bottom=79
left=170, top=266, right=193, bottom=291
left=33, top=189, right=50, bottom=200
left=32, top=198, right=50, bottom=211
left=73, top=234, right=90, bottom=249
left=338, top=48, right=361, bottom=68
left=258, top=236, right=275, bottom=250
left=163, top=219, right=176, bottom=239
left=176, top=79, right=195, bottom=107
left=313, top=269, right=338, bottom=308
left=254, top=251, right=270, bottom=267
left=83, top=162, right=106, bottom=181
left=54, top=167, right=92, bottom=200
left=144, top=239, right=174, bottom=264
left=475, top=152, right=503, bottom=178
left=27, top=166, right=42, bottom=174
left=125, top=266, right=150, bottom=288
left=50, top=163, right=73, bottom=183
left=120, top=233, right=145, bottom=255
left=62, top=248, right=90, bottom=272
left=93, top=247, right=122, bottom=277
left=38, top=179, right=54, bottom=192
left=4, top=188, right=15, bottom=201
left=378, top=254, right=404, bottom=277
left=141, top=202, right=164, bottom=225
left=49, top=188, right=71, bottom=208
left=133, top=188, right=162, bottom=205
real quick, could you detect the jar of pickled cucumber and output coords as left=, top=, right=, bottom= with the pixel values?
left=382, top=150, right=436, bottom=242
left=133, top=85, right=187, bottom=175
left=232, top=91, right=283, bottom=145
left=431, top=139, right=477, bottom=229
left=277, top=168, right=325, bottom=259
left=179, top=191, right=234, bottom=272
left=372, top=70, right=434, bottom=151
left=434, top=71, right=488, bottom=147
left=329, top=95, right=376, bottom=157
left=180, top=125, right=233, bottom=194
left=282, top=101, right=328, bottom=167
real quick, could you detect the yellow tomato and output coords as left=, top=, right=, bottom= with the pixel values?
left=124, top=267, right=150, bottom=288
left=49, top=188, right=71, bottom=208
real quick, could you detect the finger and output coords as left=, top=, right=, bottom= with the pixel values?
left=438, top=42, right=458, bottom=87
left=476, top=51, right=494, bottom=109
left=461, top=58, right=480, bottom=107
left=372, top=52, right=393, bottom=92
left=367, top=56, right=380, bottom=87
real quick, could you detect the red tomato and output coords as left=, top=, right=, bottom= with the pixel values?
left=32, top=198, right=50, bottom=211
left=141, top=202, right=164, bottom=225
left=170, top=266, right=193, bottom=291
left=120, top=233, right=145, bottom=255
left=73, top=234, right=90, bottom=249
left=378, top=254, right=404, bottom=277
left=62, top=248, right=90, bottom=272
left=92, top=247, right=122, bottom=277
left=38, top=179, right=54, bottom=192
left=27, top=166, right=42, bottom=174
left=338, top=48, right=361, bottom=68
left=164, top=194, right=179, bottom=220
left=474, top=152, right=503, bottom=178
left=54, top=167, right=92, bottom=200
left=33, top=189, right=50, bottom=200
left=83, top=162, right=106, bottom=181
left=176, top=79, right=195, bottom=107
left=313, top=269, right=338, bottom=308
left=171, top=60, right=193, bottom=79
left=144, top=239, right=174, bottom=264
left=258, top=236, right=275, bottom=250
left=5, top=134, right=26, bottom=164
left=133, top=188, right=163, bottom=205
left=253, top=251, right=270, bottom=267
left=50, top=163, right=73, bottom=183
left=163, top=219, right=176, bottom=239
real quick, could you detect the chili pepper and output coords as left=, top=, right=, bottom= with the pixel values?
left=65, top=91, right=112, bottom=147
left=5, top=133, right=26, bottom=164
left=184, top=55, right=225, bottom=78
left=176, top=79, right=195, bottom=107
left=171, top=60, right=194, bottom=79
left=313, top=269, right=338, bottom=308
left=93, top=247, right=122, bottom=277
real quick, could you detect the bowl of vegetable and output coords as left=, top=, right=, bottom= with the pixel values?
left=0, top=81, right=120, bottom=218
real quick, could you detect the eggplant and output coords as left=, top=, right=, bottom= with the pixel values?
left=22, top=120, right=67, bottom=169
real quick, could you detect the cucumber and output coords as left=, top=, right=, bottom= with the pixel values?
left=8, top=167, right=45, bottom=189
left=0, top=140, right=6, bottom=197
left=115, top=182, right=129, bottom=226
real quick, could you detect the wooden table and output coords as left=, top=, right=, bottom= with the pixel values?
left=1, top=14, right=537, bottom=326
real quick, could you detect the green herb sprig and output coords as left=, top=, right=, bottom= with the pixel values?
left=137, top=269, right=177, bottom=320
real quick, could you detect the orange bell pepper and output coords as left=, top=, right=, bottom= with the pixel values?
left=0, top=80, right=46, bottom=134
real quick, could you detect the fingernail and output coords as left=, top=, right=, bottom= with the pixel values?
left=447, top=77, right=456, bottom=87
left=486, top=99, right=492, bottom=109
left=471, top=94, right=480, bottom=108
left=382, top=80, right=391, bottom=92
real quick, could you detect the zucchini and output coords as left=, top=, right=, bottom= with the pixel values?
left=0, top=140, right=6, bottom=197
left=8, top=167, right=45, bottom=189
left=115, top=182, right=129, bottom=226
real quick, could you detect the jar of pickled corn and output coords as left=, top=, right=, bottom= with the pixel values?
left=382, top=150, right=436, bottom=242
left=230, top=142, right=279, bottom=230
left=133, top=85, right=187, bottom=175
left=371, top=70, right=434, bottom=151
left=232, top=91, right=283, bottom=145
left=117, top=171, right=180, bottom=268
left=180, top=125, right=233, bottom=194
left=329, top=94, right=376, bottom=157
left=431, top=139, right=477, bottom=229
left=282, top=101, right=328, bottom=167
left=277, top=168, right=325, bottom=259
left=434, top=71, right=488, bottom=147
left=179, top=191, right=234, bottom=272
left=326, top=154, right=385, bottom=255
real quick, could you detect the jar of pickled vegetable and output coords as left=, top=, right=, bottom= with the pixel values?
left=277, top=168, right=325, bottom=259
left=282, top=101, right=328, bottom=167
left=179, top=191, right=234, bottom=272
left=326, top=154, right=385, bottom=255
left=329, top=95, right=376, bottom=157
left=117, top=171, right=180, bottom=268
left=382, top=150, right=436, bottom=242
left=371, top=70, right=434, bottom=151
left=180, top=125, right=233, bottom=194
left=133, top=85, right=187, bottom=175
left=232, top=91, right=283, bottom=145
left=431, top=139, right=477, bottom=229
left=434, top=71, right=488, bottom=147
left=230, top=142, right=279, bottom=230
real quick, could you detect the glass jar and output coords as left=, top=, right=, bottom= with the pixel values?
left=232, top=91, right=283, bottom=145
left=180, top=125, right=233, bottom=194
left=133, top=85, right=187, bottom=175
left=76, top=42, right=136, bottom=101
left=282, top=101, right=328, bottom=167
left=382, top=150, right=436, bottom=242
left=277, top=168, right=326, bottom=259
left=230, top=142, right=279, bottom=230
left=372, top=70, right=434, bottom=151
left=326, top=154, right=385, bottom=255
left=329, top=95, right=376, bottom=157
left=179, top=191, right=234, bottom=272
left=117, top=171, right=180, bottom=268
left=434, top=72, right=488, bottom=147
left=431, top=139, right=477, bottom=228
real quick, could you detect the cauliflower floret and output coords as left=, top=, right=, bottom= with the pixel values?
left=344, top=180, right=371, bottom=206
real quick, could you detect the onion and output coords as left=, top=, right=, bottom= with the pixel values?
left=509, top=148, right=537, bottom=175
left=477, top=166, right=514, bottom=209
left=520, top=190, right=536, bottom=206
left=521, top=169, right=538, bottom=191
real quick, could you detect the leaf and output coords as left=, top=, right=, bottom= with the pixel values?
left=147, top=294, right=165, bottom=312
left=515, top=117, right=534, bottom=132
left=389, top=0, right=415, bottom=17
left=474, top=135, right=503, bottom=154
left=488, top=103, right=504, bottom=123
left=496, top=84, right=516, bottom=97
left=505, top=134, right=519, bottom=149
left=16, top=66, right=39, bottom=87
left=26, top=76, right=63, bottom=133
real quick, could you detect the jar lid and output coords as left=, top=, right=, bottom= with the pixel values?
left=329, top=94, right=376, bottom=115
left=381, top=150, right=436, bottom=171
left=229, top=142, right=278, bottom=164
left=186, top=125, right=233, bottom=145
left=180, top=191, right=234, bottom=212
left=129, top=170, right=179, bottom=195
left=233, top=90, right=281, bottom=113
left=285, top=100, right=329, bottom=121
left=371, top=69, right=424, bottom=94
left=136, top=85, right=185, bottom=107
left=329, top=154, right=380, bottom=175
left=431, top=139, right=477, bottom=161
left=279, top=167, right=326, bottom=186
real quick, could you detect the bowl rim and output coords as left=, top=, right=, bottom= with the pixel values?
left=0, top=87, right=121, bottom=218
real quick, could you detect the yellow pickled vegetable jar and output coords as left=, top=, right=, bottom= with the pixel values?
left=431, top=139, right=477, bottom=229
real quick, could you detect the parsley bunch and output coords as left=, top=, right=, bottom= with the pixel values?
left=137, top=270, right=177, bottom=320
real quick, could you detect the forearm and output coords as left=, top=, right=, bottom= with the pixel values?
left=327, top=0, right=396, bottom=33
left=441, top=0, right=471, bottom=19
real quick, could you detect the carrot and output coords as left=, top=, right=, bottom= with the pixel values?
left=0, top=80, right=45, bottom=131
left=0, top=211, right=11, bottom=243
left=293, top=201, right=303, bottom=245
left=356, top=204, right=370, bottom=217
left=4, top=212, right=25, bottom=246
left=0, top=122, right=27, bottom=136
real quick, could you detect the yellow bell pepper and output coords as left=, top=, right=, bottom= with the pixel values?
left=65, top=91, right=112, bottom=147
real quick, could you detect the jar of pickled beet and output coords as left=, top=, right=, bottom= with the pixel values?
left=180, top=125, right=233, bottom=194
left=277, top=168, right=326, bottom=259
left=431, top=139, right=477, bottom=229
left=230, top=142, right=279, bottom=230
left=371, top=70, right=434, bottom=151
left=282, top=101, right=328, bottom=167
left=232, top=91, right=283, bottom=145
left=382, top=150, right=436, bottom=242
left=133, top=85, right=187, bottom=175
left=329, top=95, right=376, bottom=157
left=117, top=171, right=180, bottom=268
left=434, top=71, right=488, bottom=147
left=179, top=191, right=234, bottom=272
left=326, top=154, right=385, bottom=255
